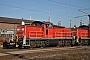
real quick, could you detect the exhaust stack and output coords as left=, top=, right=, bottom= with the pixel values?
left=48, top=11, right=50, bottom=22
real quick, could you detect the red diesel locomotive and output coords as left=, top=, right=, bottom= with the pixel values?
left=16, top=21, right=90, bottom=48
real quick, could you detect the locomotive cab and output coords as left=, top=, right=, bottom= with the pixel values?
left=44, top=22, right=53, bottom=38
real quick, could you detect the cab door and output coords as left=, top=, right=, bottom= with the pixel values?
left=48, top=24, right=53, bottom=38
left=44, top=23, right=53, bottom=38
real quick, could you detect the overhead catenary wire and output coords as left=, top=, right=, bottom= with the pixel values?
left=79, top=8, right=90, bottom=10
left=47, top=0, right=85, bottom=9
left=78, top=10, right=89, bottom=14
left=0, top=0, right=89, bottom=18
left=32, top=0, right=89, bottom=18
left=47, top=0, right=90, bottom=18
left=75, top=15, right=88, bottom=18
left=78, top=8, right=90, bottom=14
left=76, top=8, right=90, bottom=18
left=0, top=4, right=47, bottom=13
left=32, top=0, right=86, bottom=11
left=0, top=3, right=74, bottom=18
left=47, top=0, right=89, bottom=18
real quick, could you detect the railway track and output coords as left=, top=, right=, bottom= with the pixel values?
left=0, top=46, right=89, bottom=56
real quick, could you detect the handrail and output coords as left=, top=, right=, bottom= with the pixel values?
left=54, top=32, right=72, bottom=38
left=28, top=31, right=43, bottom=38
left=80, top=32, right=88, bottom=37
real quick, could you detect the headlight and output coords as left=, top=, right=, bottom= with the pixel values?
left=22, top=28, right=24, bottom=31
left=17, top=28, right=20, bottom=31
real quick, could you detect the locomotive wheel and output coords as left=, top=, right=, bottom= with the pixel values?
left=24, top=46, right=30, bottom=49
left=87, top=40, right=90, bottom=46
left=30, top=41, right=36, bottom=48
left=62, top=40, right=65, bottom=47
left=65, top=40, right=71, bottom=46
left=42, top=41, right=46, bottom=48
left=36, top=41, right=46, bottom=48
left=3, top=42, right=7, bottom=49
left=58, top=40, right=61, bottom=47
left=81, top=40, right=85, bottom=46
left=40, top=41, right=44, bottom=48
left=18, top=45, right=22, bottom=49
left=71, top=44, right=73, bottom=47
left=36, top=40, right=40, bottom=47
left=70, top=39, right=75, bottom=47
left=58, top=40, right=65, bottom=47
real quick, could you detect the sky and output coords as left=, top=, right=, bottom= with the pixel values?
left=0, top=0, right=90, bottom=27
